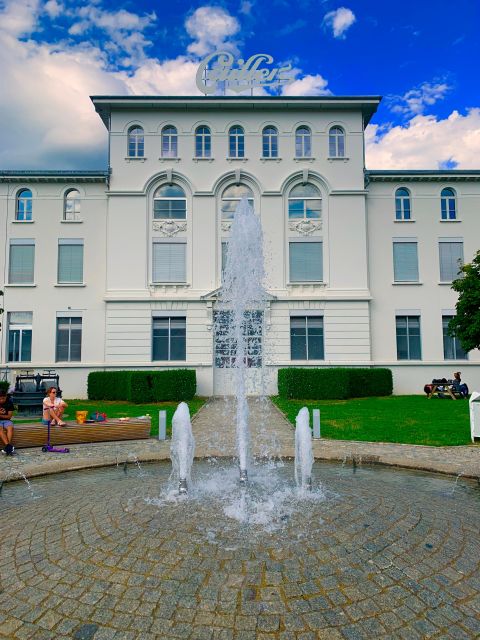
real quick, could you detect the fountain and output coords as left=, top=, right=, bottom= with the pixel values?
left=170, top=402, right=195, bottom=494
left=216, top=196, right=268, bottom=483
left=295, top=407, right=314, bottom=491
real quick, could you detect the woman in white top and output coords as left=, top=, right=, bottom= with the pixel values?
left=42, top=387, right=67, bottom=426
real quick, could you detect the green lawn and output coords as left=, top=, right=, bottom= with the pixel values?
left=16, top=398, right=206, bottom=438
left=272, top=395, right=473, bottom=446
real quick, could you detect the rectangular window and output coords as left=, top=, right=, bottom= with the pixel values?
left=290, top=316, right=324, bottom=360
left=396, top=315, right=421, bottom=360
left=221, top=241, right=228, bottom=280
left=393, top=241, right=419, bottom=282
left=214, top=310, right=262, bottom=368
left=9, top=239, right=34, bottom=284
left=58, top=239, right=84, bottom=284
left=152, top=317, right=186, bottom=361
left=439, top=241, right=463, bottom=282
left=153, top=200, right=187, bottom=220
left=289, top=241, right=323, bottom=282
left=56, top=317, right=82, bottom=362
left=442, top=316, right=468, bottom=360
left=152, top=242, right=186, bottom=283
left=7, top=312, right=32, bottom=362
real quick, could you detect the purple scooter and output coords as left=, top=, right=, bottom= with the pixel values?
left=41, top=420, right=70, bottom=453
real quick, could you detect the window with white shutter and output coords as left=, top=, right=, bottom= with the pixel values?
left=289, top=241, right=323, bottom=282
left=393, top=241, right=418, bottom=282
left=152, top=242, right=186, bottom=283
left=439, top=241, right=463, bottom=282
left=9, top=239, right=35, bottom=284
left=58, top=239, right=84, bottom=283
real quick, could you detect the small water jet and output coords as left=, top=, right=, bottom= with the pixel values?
left=295, top=408, right=314, bottom=491
left=170, top=402, right=195, bottom=494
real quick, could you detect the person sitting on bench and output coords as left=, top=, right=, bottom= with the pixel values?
left=452, top=372, right=469, bottom=398
left=0, top=389, right=15, bottom=455
left=42, top=387, right=67, bottom=426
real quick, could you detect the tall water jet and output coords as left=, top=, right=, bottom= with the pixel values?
left=295, top=408, right=314, bottom=491
left=217, top=196, right=268, bottom=483
left=170, top=402, right=195, bottom=494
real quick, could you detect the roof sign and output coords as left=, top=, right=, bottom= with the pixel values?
left=196, top=52, right=294, bottom=95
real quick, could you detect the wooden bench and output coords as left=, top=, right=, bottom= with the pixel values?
left=11, top=418, right=152, bottom=449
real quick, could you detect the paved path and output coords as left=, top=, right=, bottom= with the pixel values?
left=1, top=397, right=479, bottom=481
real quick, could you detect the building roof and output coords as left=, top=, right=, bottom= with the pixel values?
left=90, top=95, right=382, bottom=129
left=0, top=170, right=109, bottom=183
left=366, top=170, right=480, bottom=183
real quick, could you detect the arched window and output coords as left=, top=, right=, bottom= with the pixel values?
left=395, top=188, right=411, bottom=221
left=288, top=183, right=321, bottom=220
left=221, top=184, right=254, bottom=220
left=64, top=189, right=81, bottom=221
left=16, top=189, right=32, bottom=221
left=329, top=126, right=345, bottom=157
left=441, top=187, right=457, bottom=220
left=228, top=125, right=244, bottom=158
left=127, top=126, right=144, bottom=158
left=195, top=125, right=211, bottom=158
left=161, top=126, right=178, bottom=158
left=262, top=126, right=278, bottom=158
left=295, top=126, right=311, bottom=158
left=153, top=184, right=186, bottom=220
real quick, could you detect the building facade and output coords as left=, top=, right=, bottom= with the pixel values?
left=1, top=96, right=479, bottom=397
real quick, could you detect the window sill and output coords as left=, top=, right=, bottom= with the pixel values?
left=293, top=157, right=315, bottom=162
left=158, top=157, right=181, bottom=162
left=152, top=360, right=187, bottom=364
left=287, top=281, right=326, bottom=286
left=260, top=157, right=282, bottom=162
left=439, top=219, right=461, bottom=223
left=61, top=219, right=83, bottom=224
left=438, top=281, right=454, bottom=285
left=125, top=157, right=147, bottom=162
left=392, top=281, right=423, bottom=285
left=226, top=157, right=248, bottom=162
left=327, top=156, right=349, bottom=162
left=4, top=283, right=36, bottom=287
left=192, top=157, right=214, bottom=162
left=11, top=220, right=34, bottom=224
left=55, top=283, right=86, bottom=287
left=394, top=219, right=415, bottom=223
left=150, top=282, right=189, bottom=287
left=290, top=360, right=325, bottom=364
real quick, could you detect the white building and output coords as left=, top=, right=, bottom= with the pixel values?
left=1, top=95, right=479, bottom=397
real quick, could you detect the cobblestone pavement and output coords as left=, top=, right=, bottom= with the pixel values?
left=1, top=460, right=480, bottom=639
left=1, top=397, right=479, bottom=482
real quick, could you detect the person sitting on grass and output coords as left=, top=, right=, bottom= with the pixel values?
left=42, top=387, right=67, bottom=426
left=0, top=389, right=15, bottom=455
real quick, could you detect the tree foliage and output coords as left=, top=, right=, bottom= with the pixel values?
left=449, top=250, right=480, bottom=352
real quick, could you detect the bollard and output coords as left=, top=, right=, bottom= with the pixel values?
left=313, top=409, right=321, bottom=439
left=158, top=410, right=167, bottom=440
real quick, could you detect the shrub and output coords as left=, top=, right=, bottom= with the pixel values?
left=277, top=367, right=392, bottom=400
left=87, top=369, right=196, bottom=403
left=0, top=380, right=9, bottom=395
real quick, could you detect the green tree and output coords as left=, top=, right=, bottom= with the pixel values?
left=449, top=250, right=480, bottom=352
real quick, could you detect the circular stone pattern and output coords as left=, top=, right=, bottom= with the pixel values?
left=1, top=461, right=479, bottom=639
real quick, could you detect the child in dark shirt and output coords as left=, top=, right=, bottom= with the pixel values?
left=0, top=390, right=15, bottom=455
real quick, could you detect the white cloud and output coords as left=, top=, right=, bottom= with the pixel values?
left=389, top=81, right=451, bottom=117
left=44, top=0, right=62, bottom=19
left=186, top=6, right=240, bottom=56
left=365, top=109, right=480, bottom=169
left=323, top=7, right=356, bottom=38
left=0, top=0, right=41, bottom=37
left=119, top=57, right=199, bottom=95
left=239, top=1, right=253, bottom=15
left=282, top=73, right=331, bottom=96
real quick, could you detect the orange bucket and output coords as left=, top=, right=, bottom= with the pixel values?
left=76, top=410, right=88, bottom=424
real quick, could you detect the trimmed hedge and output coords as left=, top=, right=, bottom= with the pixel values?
left=277, top=368, right=393, bottom=400
left=87, top=370, right=196, bottom=403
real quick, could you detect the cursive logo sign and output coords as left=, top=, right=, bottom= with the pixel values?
left=196, top=52, right=294, bottom=94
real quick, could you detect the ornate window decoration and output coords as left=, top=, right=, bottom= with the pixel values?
left=262, top=126, right=278, bottom=158
left=441, top=187, right=457, bottom=220
left=221, top=183, right=254, bottom=222
left=295, top=126, right=311, bottom=158
left=127, top=126, right=144, bottom=157
left=288, top=183, right=322, bottom=235
left=228, top=125, right=245, bottom=158
left=161, top=125, right=178, bottom=158
left=195, top=125, right=211, bottom=158
left=64, top=189, right=81, bottom=221
left=395, top=187, right=411, bottom=220
left=16, top=189, right=32, bottom=221
left=328, top=126, right=345, bottom=157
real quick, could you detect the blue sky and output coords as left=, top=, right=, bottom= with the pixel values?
left=0, top=0, right=479, bottom=169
